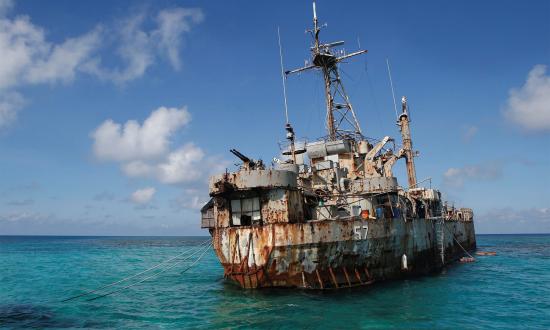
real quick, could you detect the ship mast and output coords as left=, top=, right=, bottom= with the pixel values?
left=285, top=1, right=367, bottom=140
left=398, top=96, right=417, bottom=187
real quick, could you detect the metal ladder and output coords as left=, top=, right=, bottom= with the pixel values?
left=437, top=203, right=446, bottom=265
left=438, top=218, right=445, bottom=265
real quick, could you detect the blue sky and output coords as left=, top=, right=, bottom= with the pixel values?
left=0, top=0, right=548, bottom=235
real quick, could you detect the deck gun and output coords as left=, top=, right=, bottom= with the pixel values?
left=230, top=149, right=264, bottom=170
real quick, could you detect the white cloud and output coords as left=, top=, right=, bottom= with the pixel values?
left=0, top=91, right=24, bottom=129
left=122, top=160, right=154, bottom=177
left=91, top=106, right=191, bottom=162
left=120, top=143, right=206, bottom=184
left=0, top=11, right=100, bottom=129
left=91, top=105, right=224, bottom=186
left=0, top=6, right=203, bottom=129
left=131, top=187, right=156, bottom=204
left=155, top=8, right=204, bottom=70
left=504, top=64, right=550, bottom=132
left=84, top=8, right=203, bottom=84
left=0, top=15, right=99, bottom=89
left=157, top=143, right=204, bottom=184
left=0, top=6, right=203, bottom=89
left=26, top=28, right=102, bottom=84
left=0, top=15, right=49, bottom=90
left=83, top=14, right=153, bottom=83
left=443, top=162, right=502, bottom=188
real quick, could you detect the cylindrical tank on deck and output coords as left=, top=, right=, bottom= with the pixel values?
left=358, top=140, right=370, bottom=154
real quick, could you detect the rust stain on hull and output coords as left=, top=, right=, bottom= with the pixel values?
left=210, top=217, right=476, bottom=289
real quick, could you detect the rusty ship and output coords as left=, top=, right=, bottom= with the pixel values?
left=201, top=2, right=476, bottom=289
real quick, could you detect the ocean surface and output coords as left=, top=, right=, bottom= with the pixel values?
left=0, top=235, right=548, bottom=329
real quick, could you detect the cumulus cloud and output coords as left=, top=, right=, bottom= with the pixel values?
left=122, top=160, right=154, bottom=177
left=504, top=64, right=550, bottom=132
left=92, top=106, right=191, bottom=162
left=157, top=143, right=204, bottom=184
left=130, top=187, right=156, bottom=204
left=0, top=14, right=100, bottom=90
left=82, top=14, right=153, bottom=83
left=443, top=162, right=502, bottom=188
left=83, top=8, right=203, bottom=83
left=119, top=143, right=205, bottom=183
left=155, top=8, right=204, bottom=70
left=91, top=106, right=224, bottom=187
left=0, top=4, right=203, bottom=129
left=26, top=28, right=102, bottom=84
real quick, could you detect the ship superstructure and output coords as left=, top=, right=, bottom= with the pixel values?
left=201, top=2, right=476, bottom=289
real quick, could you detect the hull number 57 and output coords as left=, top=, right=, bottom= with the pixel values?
left=354, top=225, right=368, bottom=240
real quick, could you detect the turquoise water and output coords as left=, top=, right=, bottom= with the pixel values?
left=1, top=235, right=548, bottom=329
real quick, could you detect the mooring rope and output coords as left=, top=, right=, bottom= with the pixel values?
left=62, top=239, right=211, bottom=302
left=86, top=242, right=213, bottom=301
left=179, top=241, right=213, bottom=275
left=442, top=222, right=475, bottom=259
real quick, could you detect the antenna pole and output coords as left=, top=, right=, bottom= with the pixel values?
left=277, top=27, right=296, bottom=163
left=386, top=58, right=399, bottom=120
left=313, top=1, right=317, bottom=21
left=313, top=1, right=318, bottom=43
left=278, top=27, right=289, bottom=124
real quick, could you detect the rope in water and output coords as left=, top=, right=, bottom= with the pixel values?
left=62, top=239, right=212, bottom=302
left=442, top=222, right=475, bottom=259
left=86, top=242, right=213, bottom=301
left=179, top=241, right=214, bottom=275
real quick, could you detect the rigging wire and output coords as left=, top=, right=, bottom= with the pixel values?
left=61, top=238, right=211, bottom=302
left=86, top=242, right=213, bottom=302
left=386, top=58, right=399, bottom=120
left=364, top=60, right=384, bottom=134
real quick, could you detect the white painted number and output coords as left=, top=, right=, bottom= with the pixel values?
left=354, top=225, right=369, bottom=240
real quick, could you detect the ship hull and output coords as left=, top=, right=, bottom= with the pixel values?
left=210, top=217, right=476, bottom=289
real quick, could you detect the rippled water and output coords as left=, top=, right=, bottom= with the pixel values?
left=0, top=235, right=548, bottom=329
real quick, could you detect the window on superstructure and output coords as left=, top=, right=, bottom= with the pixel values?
left=230, top=197, right=261, bottom=226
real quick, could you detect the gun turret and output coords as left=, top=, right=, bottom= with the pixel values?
left=230, top=149, right=251, bottom=164
left=230, top=149, right=264, bottom=170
